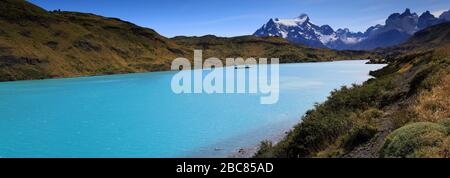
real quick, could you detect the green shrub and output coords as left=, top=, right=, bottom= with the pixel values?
left=343, top=125, right=378, bottom=151
left=412, top=146, right=446, bottom=158
left=438, top=118, right=450, bottom=130
left=254, top=140, right=274, bottom=158
left=255, top=81, right=388, bottom=158
left=380, top=122, right=448, bottom=158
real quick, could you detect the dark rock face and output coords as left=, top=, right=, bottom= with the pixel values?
left=351, top=30, right=411, bottom=50
left=418, top=11, right=439, bottom=29
left=0, top=55, right=46, bottom=66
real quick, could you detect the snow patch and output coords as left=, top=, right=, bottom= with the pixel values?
left=274, top=17, right=308, bottom=27
left=315, top=31, right=338, bottom=44
left=341, top=37, right=365, bottom=44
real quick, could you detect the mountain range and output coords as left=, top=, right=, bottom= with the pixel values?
left=254, top=8, right=450, bottom=50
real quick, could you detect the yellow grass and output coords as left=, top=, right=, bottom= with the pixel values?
left=411, top=72, right=450, bottom=122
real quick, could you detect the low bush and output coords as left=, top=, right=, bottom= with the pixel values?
left=343, top=125, right=378, bottom=151
left=254, top=140, right=274, bottom=158
left=380, top=121, right=449, bottom=158
left=438, top=118, right=450, bottom=129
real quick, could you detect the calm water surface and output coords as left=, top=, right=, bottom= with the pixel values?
left=0, top=60, right=385, bottom=158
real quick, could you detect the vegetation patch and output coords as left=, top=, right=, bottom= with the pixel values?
left=343, top=125, right=378, bottom=151
left=380, top=121, right=449, bottom=158
left=73, top=39, right=102, bottom=52
left=44, top=41, right=58, bottom=50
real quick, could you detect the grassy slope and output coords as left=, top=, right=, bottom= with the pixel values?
left=0, top=0, right=371, bottom=82
left=255, top=22, right=450, bottom=158
left=0, top=0, right=191, bottom=81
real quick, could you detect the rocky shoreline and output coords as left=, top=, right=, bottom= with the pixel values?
left=228, top=129, right=290, bottom=158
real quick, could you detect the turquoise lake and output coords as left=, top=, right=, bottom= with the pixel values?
left=0, top=60, right=385, bottom=158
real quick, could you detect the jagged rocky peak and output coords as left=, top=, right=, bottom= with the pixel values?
left=418, top=10, right=438, bottom=29
left=401, top=8, right=414, bottom=16
left=336, top=28, right=350, bottom=34
left=440, top=9, right=450, bottom=21
left=386, top=8, right=418, bottom=22
left=385, top=8, right=419, bottom=34
left=420, top=10, right=434, bottom=17
left=364, top=24, right=383, bottom=35
left=297, top=14, right=310, bottom=21
left=320, top=25, right=334, bottom=35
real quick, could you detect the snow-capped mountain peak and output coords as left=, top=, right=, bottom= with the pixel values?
left=297, top=14, right=310, bottom=21
left=254, top=14, right=365, bottom=49
left=254, top=8, right=450, bottom=50
left=254, top=13, right=327, bottom=46
left=272, top=14, right=310, bottom=27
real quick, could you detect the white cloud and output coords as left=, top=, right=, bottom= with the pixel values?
left=431, top=9, right=447, bottom=17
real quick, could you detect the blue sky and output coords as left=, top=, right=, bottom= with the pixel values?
left=29, top=0, right=450, bottom=37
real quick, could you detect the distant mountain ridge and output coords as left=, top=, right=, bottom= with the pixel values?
left=254, top=8, right=450, bottom=50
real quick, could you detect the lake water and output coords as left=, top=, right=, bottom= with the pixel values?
left=0, top=60, right=385, bottom=158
